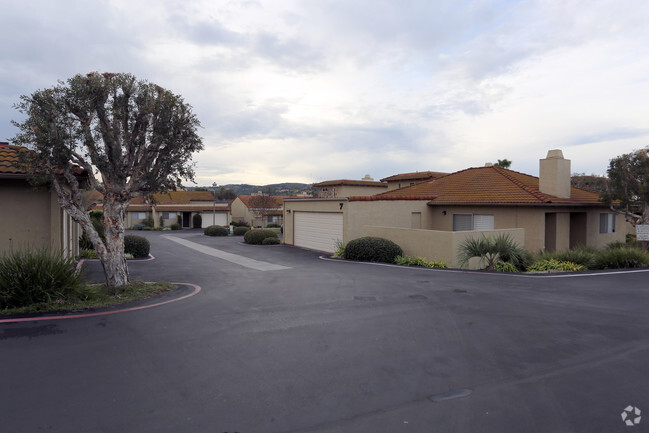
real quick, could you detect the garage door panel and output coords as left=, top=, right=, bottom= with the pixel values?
left=201, top=212, right=227, bottom=228
left=294, top=212, right=343, bottom=253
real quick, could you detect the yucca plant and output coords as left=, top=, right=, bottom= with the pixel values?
left=0, top=248, right=88, bottom=309
left=457, top=233, right=525, bottom=270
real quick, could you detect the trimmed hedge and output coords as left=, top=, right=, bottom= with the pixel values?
left=262, top=237, right=281, bottom=245
left=124, top=235, right=150, bottom=258
left=192, top=213, right=202, bottom=228
left=204, top=225, right=229, bottom=236
left=170, top=223, right=182, bottom=230
left=233, top=226, right=250, bottom=236
left=244, top=229, right=278, bottom=245
left=345, top=237, right=403, bottom=263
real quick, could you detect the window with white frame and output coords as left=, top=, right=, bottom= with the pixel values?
left=136, top=212, right=146, bottom=219
left=452, top=214, right=495, bottom=231
left=599, top=213, right=616, bottom=233
left=162, top=212, right=175, bottom=219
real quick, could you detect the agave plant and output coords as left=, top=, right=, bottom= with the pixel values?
left=457, top=233, right=526, bottom=270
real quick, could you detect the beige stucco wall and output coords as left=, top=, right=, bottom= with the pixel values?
left=364, top=226, right=525, bottom=269
left=231, top=197, right=252, bottom=225
left=345, top=200, right=433, bottom=241
left=0, top=178, right=79, bottom=257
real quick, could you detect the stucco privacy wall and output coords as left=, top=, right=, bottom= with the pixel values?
left=364, top=226, right=525, bottom=269
left=0, top=179, right=79, bottom=257
left=346, top=200, right=433, bottom=240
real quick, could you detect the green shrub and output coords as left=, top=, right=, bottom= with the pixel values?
left=244, top=229, right=278, bottom=245
left=0, top=248, right=88, bottom=309
left=539, top=246, right=597, bottom=268
left=78, top=249, right=98, bottom=259
left=132, top=223, right=144, bottom=231
left=233, top=226, right=250, bottom=236
left=527, top=259, right=585, bottom=272
left=204, top=225, right=229, bottom=236
left=266, top=223, right=281, bottom=228
left=79, top=211, right=106, bottom=250
left=170, top=223, right=182, bottom=230
left=124, top=235, right=150, bottom=258
left=493, top=261, right=520, bottom=272
left=143, top=215, right=155, bottom=228
left=592, top=248, right=649, bottom=269
left=159, top=215, right=164, bottom=228
left=457, top=233, right=525, bottom=270
left=394, top=255, right=447, bottom=268
left=332, top=241, right=345, bottom=258
left=192, top=213, right=202, bottom=228
left=345, top=237, right=403, bottom=263
left=262, top=237, right=281, bottom=245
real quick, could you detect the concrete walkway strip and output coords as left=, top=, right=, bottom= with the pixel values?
left=162, top=235, right=291, bottom=271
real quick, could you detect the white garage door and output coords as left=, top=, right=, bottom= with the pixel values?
left=294, top=212, right=343, bottom=253
left=201, top=212, right=228, bottom=228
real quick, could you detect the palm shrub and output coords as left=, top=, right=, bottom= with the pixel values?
left=244, top=229, right=278, bottom=245
left=204, top=225, right=229, bottom=236
left=0, top=248, right=88, bottom=309
left=592, top=248, right=649, bottom=269
left=457, top=233, right=526, bottom=270
left=124, top=235, right=150, bottom=258
left=344, top=237, right=403, bottom=263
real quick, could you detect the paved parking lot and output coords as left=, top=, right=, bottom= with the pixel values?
left=2, top=230, right=649, bottom=432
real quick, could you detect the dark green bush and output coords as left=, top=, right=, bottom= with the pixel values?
left=204, top=225, right=229, bottom=236
left=233, top=226, right=250, bottom=236
left=192, top=213, right=202, bottom=228
left=539, top=246, right=597, bottom=269
left=345, top=237, right=403, bottom=263
left=124, top=235, right=150, bottom=258
left=170, top=223, right=182, bottom=230
left=592, top=248, right=649, bottom=269
left=244, top=229, right=278, bottom=245
left=262, top=237, right=281, bottom=245
left=0, top=248, right=88, bottom=309
left=143, top=215, right=155, bottom=228
left=79, top=211, right=105, bottom=250
left=132, top=223, right=144, bottom=230
left=231, top=220, right=247, bottom=227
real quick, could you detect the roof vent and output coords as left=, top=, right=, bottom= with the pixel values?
left=362, top=174, right=374, bottom=181
left=484, top=163, right=493, bottom=167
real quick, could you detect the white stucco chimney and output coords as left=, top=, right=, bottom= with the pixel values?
left=539, top=149, right=571, bottom=198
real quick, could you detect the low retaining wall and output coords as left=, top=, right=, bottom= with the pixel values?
left=363, top=226, right=525, bottom=269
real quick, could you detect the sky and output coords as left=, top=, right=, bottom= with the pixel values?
left=1, top=0, right=648, bottom=186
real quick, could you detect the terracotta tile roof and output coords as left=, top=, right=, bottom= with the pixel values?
left=373, top=166, right=603, bottom=205
left=129, top=190, right=216, bottom=204
left=314, top=179, right=387, bottom=187
left=0, top=143, right=27, bottom=175
left=237, top=195, right=303, bottom=208
left=380, top=171, right=447, bottom=182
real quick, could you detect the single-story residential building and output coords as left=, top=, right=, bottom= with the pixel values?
left=0, top=142, right=81, bottom=258
left=231, top=195, right=299, bottom=227
left=124, top=191, right=230, bottom=228
left=380, top=171, right=447, bottom=191
left=313, top=175, right=388, bottom=198
left=283, top=150, right=625, bottom=267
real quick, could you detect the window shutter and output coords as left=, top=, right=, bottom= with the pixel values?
left=473, top=214, right=494, bottom=230
left=453, top=214, right=473, bottom=231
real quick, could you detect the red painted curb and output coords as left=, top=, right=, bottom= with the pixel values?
left=0, top=282, right=201, bottom=324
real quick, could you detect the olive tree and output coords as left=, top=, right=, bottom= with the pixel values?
left=12, top=72, right=203, bottom=288
left=602, top=147, right=649, bottom=226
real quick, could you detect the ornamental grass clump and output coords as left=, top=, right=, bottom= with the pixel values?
left=344, top=237, right=403, bottom=263
left=0, top=248, right=88, bottom=309
left=592, top=247, right=649, bottom=269
left=527, top=259, right=585, bottom=272
left=538, top=246, right=597, bottom=269
left=394, top=255, right=447, bottom=268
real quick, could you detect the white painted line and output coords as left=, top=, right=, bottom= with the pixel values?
left=319, top=256, right=649, bottom=278
left=162, top=235, right=291, bottom=271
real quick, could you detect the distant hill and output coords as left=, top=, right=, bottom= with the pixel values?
left=189, top=183, right=313, bottom=196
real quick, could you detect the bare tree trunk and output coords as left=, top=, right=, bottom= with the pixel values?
left=97, top=195, right=129, bottom=289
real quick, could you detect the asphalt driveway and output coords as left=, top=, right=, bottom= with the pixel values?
left=2, top=230, right=649, bottom=433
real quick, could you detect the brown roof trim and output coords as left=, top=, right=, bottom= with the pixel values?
left=426, top=202, right=604, bottom=207
left=349, top=195, right=438, bottom=201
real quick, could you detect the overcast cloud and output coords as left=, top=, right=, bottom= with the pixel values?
left=1, top=0, right=648, bottom=185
